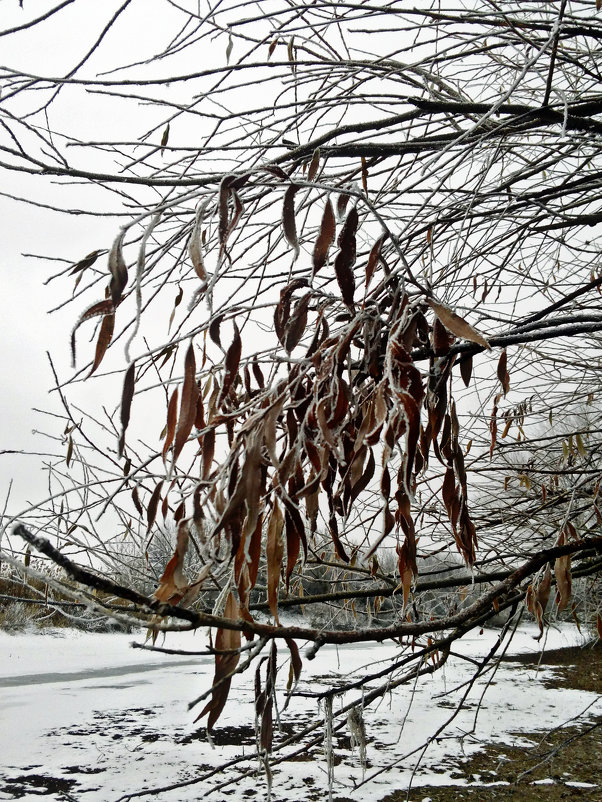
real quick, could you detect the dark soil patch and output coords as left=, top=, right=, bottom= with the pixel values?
left=377, top=639, right=601, bottom=802
left=0, top=773, right=78, bottom=799
left=501, top=639, right=601, bottom=693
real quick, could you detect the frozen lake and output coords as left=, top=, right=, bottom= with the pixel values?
left=0, top=624, right=598, bottom=801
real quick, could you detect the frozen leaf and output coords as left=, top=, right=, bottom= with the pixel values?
left=70, top=249, right=102, bottom=275
left=497, top=349, right=510, bottom=396
left=361, top=156, right=368, bottom=194
left=312, top=198, right=335, bottom=276
left=71, top=299, right=114, bottom=368
left=189, top=203, right=207, bottom=281
left=219, top=322, right=242, bottom=405
left=283, top=292, right=311, bottom=353
left=308, top=148, right=320, bottom=181
left=428, top=299, right=490, bottom=350
left=282, top=184, right=300, bottom=259
left=160, top=123, right=170, bottom=155
left=146, top=480, right=164, bottom=534
left=266, top=501, right=284, bottom=624
left=459, top=355, right=473, bottom=387
left=173, top=343, right=199, bottom=466
left=118, top=362, right=136, bottom=458
left=554, top=551, right=572, bottom=612
left=365, top=234, right=385, bottom=288
left=88, top=312, right=115, bottom=377
left=162, top=387, right=179, bottom=463
left=196, top=592, right=241, bottom=729
left=334, top=206, right=358, bottom=310
left=168, top=285, right=183, bottom=333
left=108, top=232, right=128, bottom=307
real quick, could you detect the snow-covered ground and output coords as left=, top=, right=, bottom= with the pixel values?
left=0, top=623, right=598, bottom=801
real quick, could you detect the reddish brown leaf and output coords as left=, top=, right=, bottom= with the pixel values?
left=118, top=362, right=136, bottom=458
left=284, top=292, right=311, bottom=353
left=432, top=317, right=454, bottom=356
left=69, top=249, right=102, bottom=275
left=219, top=322, right=242, bottom=405
left=162, top=387, right=179, bottom=463
left=146, top=480, right=164, bottom=534
left=361, top=156, right=368, bottom=194
left=71, top=299, right=114, bottom=367
left=209, top=314, right=224, bottom=348
left=87, top=313, right=115, bottom=378
left=218, top=175, right=235, bottom=249
left=366, top=234, right=385, bottom=288
left=201, top=428, right=215, bottom=479
left=428, top=299, right=490, bottom=350
left=285, top=637, right=302, bottom=691
left=497, top=349, right=510, bottom=396
left=266, top=501, right=284, bottom=624
left=336, top=191, right=349, bottom=220
left=131, top=485, right=143, bottom=517
left=459, top=355, right=473, bottom=387
left=173, top=343, right=199, bottom=466
left=196, top=592, right=241, bottom=729
left=282, top=184, right=300, bottom=259
left=555, top=552, right=572, bottom=612
left=312, top=198, right=336, bottom=276
left=307, top=148, right=320, bottom=181
left=334, top=206, right=358, bottom=310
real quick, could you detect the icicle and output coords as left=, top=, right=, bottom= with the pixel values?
left=325, top=696, right=334, bottom=801
left=347, top=705, right=367, bottom=778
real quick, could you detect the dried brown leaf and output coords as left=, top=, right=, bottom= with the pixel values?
left=312, top=198, right=335, bottom=276
left=118, top=362, right=136, bottom=458
left=282, top=184, right=300, bottom=259
left=266, top=501, right=284, bottom=624
left=334, top=206, right=358, bottom=310
left=428, top=299, right=490, bottom=350
left=173, top=343, right=199, bottom=466
left=162, top=387, right=179, bottom=463
left=108, top=232, right=128, bottom=307
left=219, top=322, right=242, bottom=405
left=88, top=312, right=115, bottom=378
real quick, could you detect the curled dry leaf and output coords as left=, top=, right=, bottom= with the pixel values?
left=108, top=232, right=128, bottom=307
left=307, top=148, right=320, bottom=181
left=334, top=206, right=358, bottom=310
left=71, top=299, right=114, bottom=368
left=146, top=480, right=164, bottom=534
left=197, top=592, right=241, bottom=729
left=160, top=123, right=170, bottom=155
left=428, top=299, right=490, bottom=350
left=282, top=184, right=300, bottom=259
left=555, top=552, right=572, bottom=612
left=87, top=312, right=115, bottom=378
left=162, top=387, right=179, bottom=463
left=459, top=355, right=473, bottom=387
left=188, top=202, right=207, bottom=281
left=312, top=198, right=335, bottom=277
left=497, top=348, right=510, bottom=396
left=365, top=234, right=385, bottom=288
left=70, top=249, right=102, bottom=275
left=266, top=501, right=284, bottom=624
left=118, top=362, right=136, bottom=458
left=219, top=322, right=242, bottom=405
left=154, top=519, right=189, bottom=603
left=173, top=343, right=199, bottom=466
